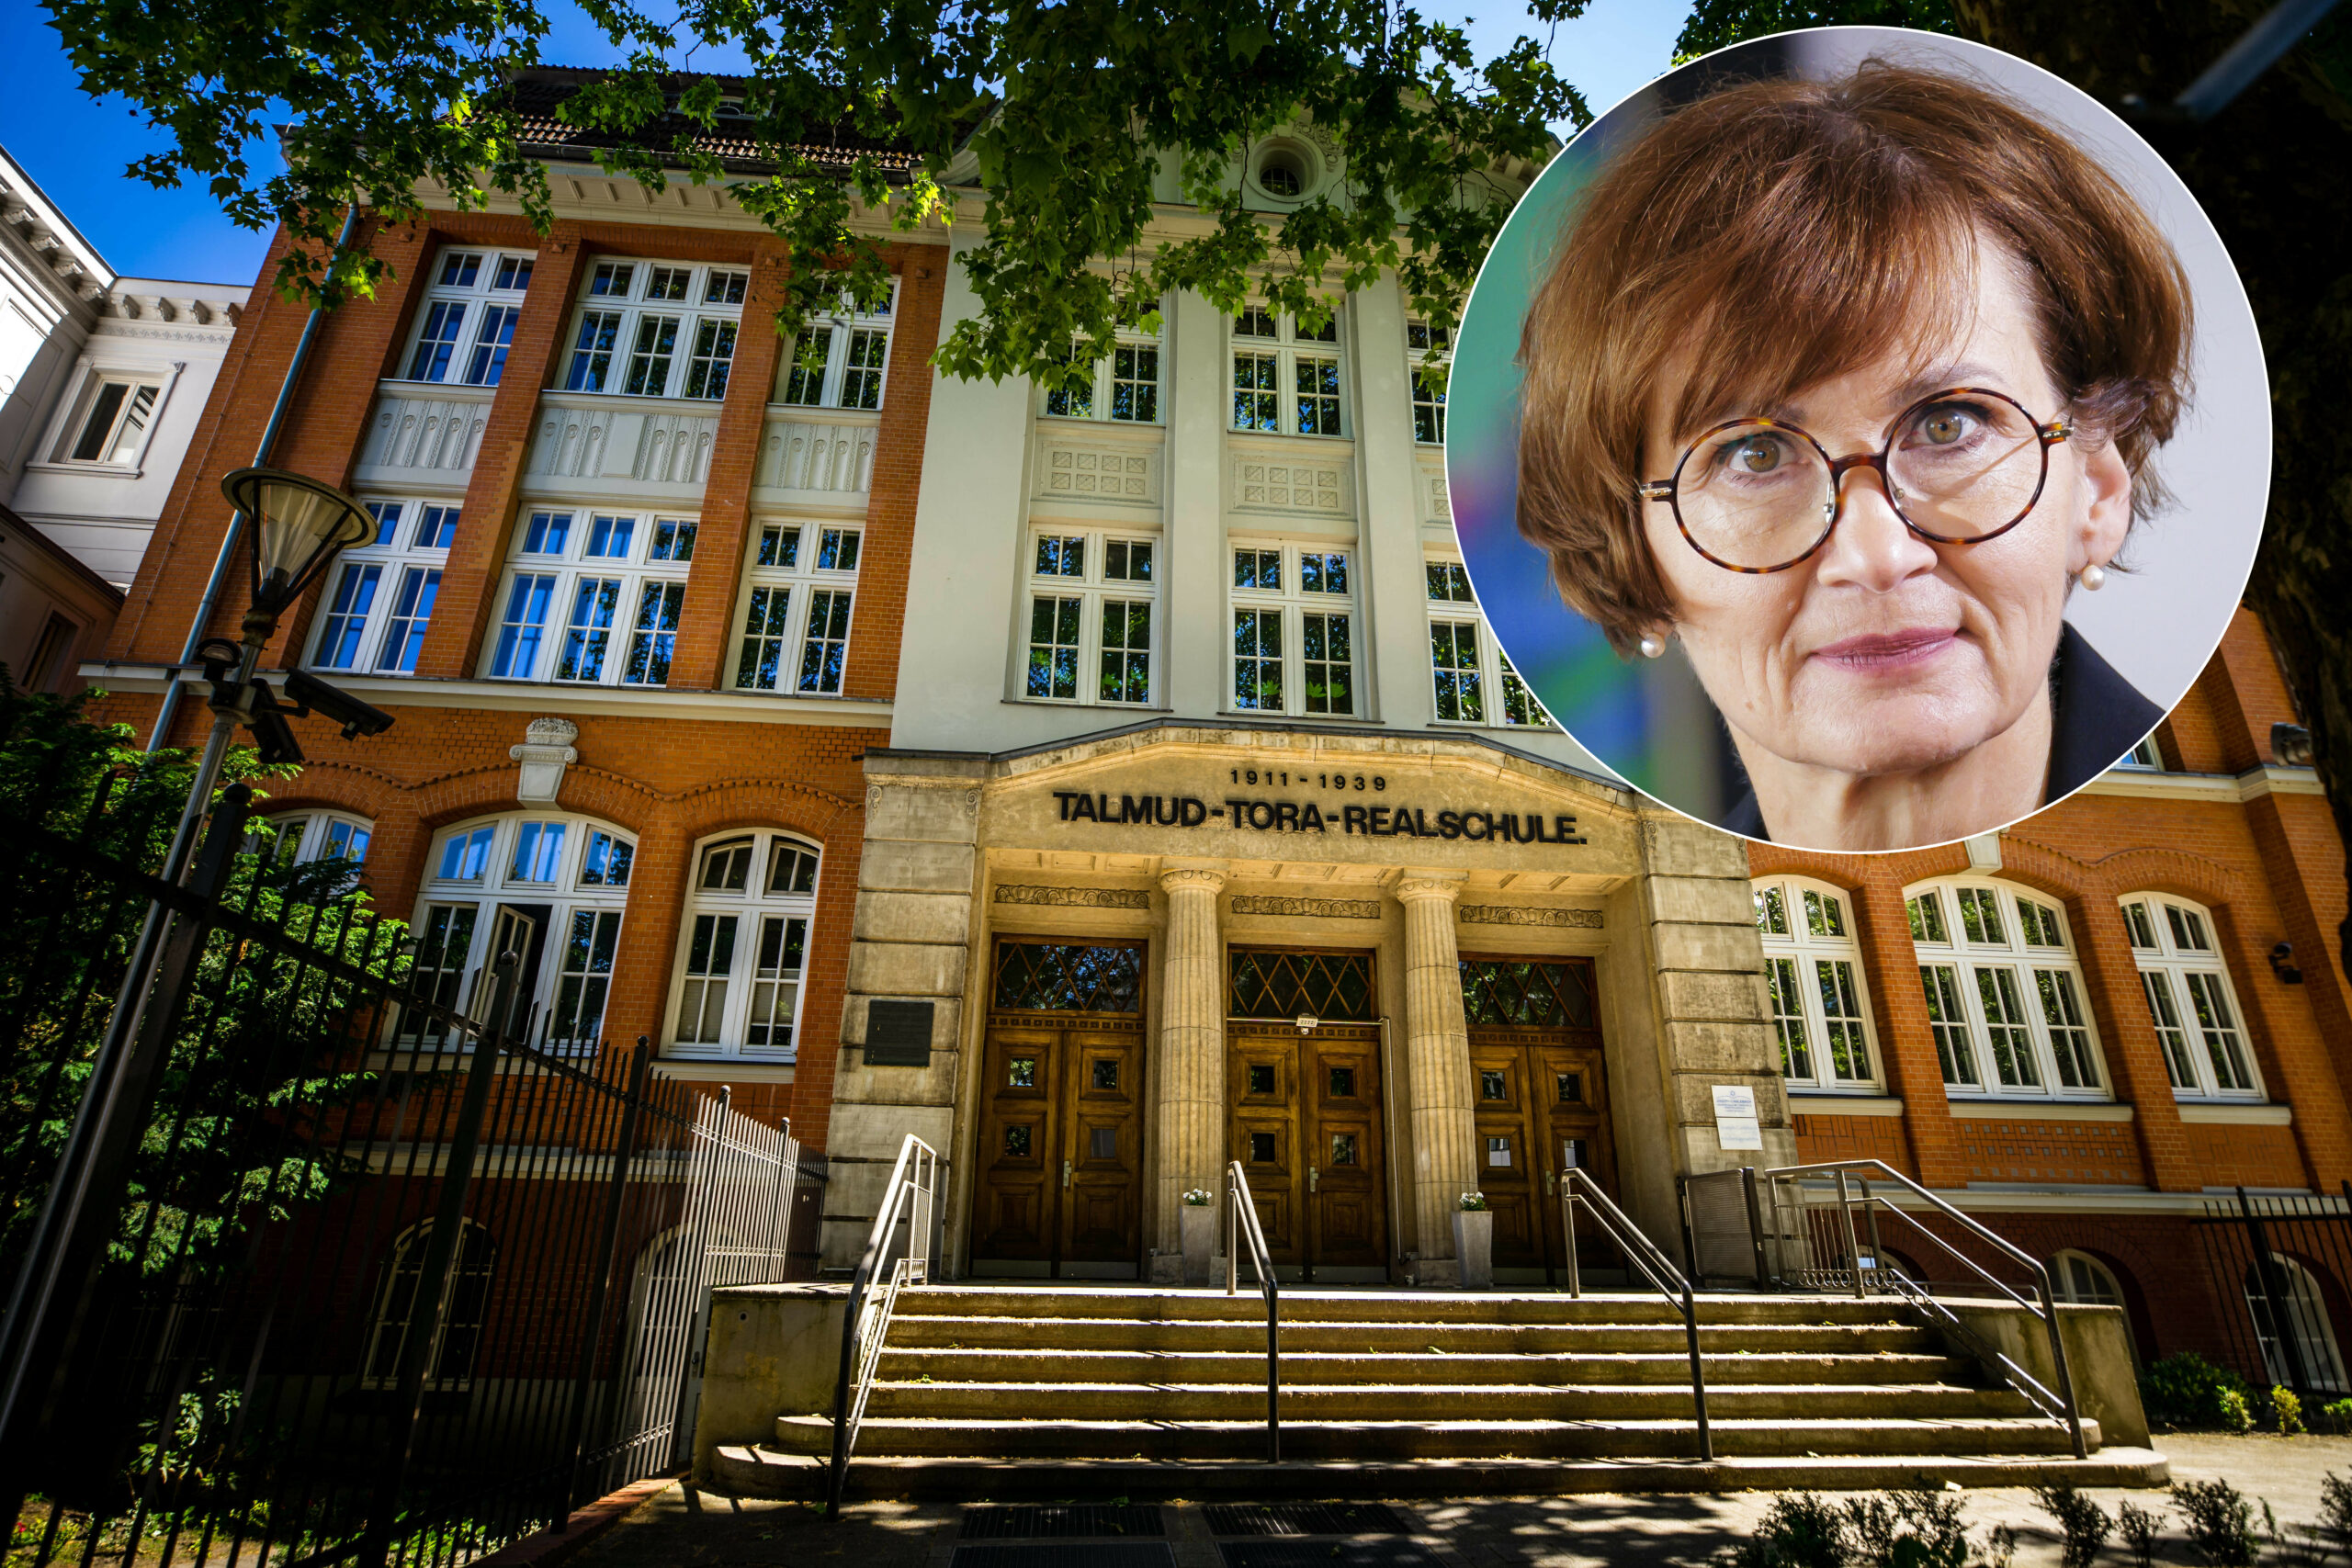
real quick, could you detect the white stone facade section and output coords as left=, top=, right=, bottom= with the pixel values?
left=354, top=386, right=493, bottom=488
left=754, top=408, right=877, bottom=501
left=521, top=393, right=718, bottom=500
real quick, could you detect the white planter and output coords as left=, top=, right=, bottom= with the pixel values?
left=1180, top=1203, right=1217, bottom=1286
left=1453, top=1210, right=1495, bottom=1290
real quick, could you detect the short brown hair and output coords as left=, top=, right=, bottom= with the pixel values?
left=1515, top=59, right=2193, bottom=655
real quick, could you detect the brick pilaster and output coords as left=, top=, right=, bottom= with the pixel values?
left=1852, top=872, right=1970, bottom=1188
left=842, top=245, right=948, bottom=701
left=2070, top=894, right=2200, bottom=1190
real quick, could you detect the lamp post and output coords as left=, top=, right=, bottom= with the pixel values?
left=0, top=467, right=378, bottom=1473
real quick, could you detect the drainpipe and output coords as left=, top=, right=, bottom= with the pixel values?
left=146, top=203, right=363, bottom=751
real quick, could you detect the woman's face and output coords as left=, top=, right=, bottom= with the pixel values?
left=1638, top=242, right=2134, bottom=785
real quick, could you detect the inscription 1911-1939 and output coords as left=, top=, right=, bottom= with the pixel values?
left=1049, top=791, right=1587, bottom=845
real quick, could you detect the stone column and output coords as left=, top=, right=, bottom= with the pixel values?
left=1397, top=873, right=1476, bottom=1280
left=1154, top=863, right=1227, bottom=1274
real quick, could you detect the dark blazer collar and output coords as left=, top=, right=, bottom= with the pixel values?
left=1717, top=623, right=2161, bottom=843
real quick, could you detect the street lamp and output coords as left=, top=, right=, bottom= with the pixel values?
left=220, top=467, right=378, bottom=620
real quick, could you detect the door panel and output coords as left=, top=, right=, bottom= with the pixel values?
left=1469, top=1029, right=1618, bottom=1282
left=1229, top=1023, right=1386, bottom=1280
left=974, top=1018, right=1146, bottom=1278
left=1060, top=1029, right=1144, bottom=1268
left=975, top=1028, right=1060, bottom=1264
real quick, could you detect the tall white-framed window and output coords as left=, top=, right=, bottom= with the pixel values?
left=1022, top=527, right=1158, bottom=706
left=1425, top=558, right=1551, bottom=728
left=667, top=829, right=821, bottom=1061
left=1040, top=328, right=1163, bottom=423
left=2245, top=1255, right=2350, bottom=1393
left=404, top=813, right=636, bottom=1054
left=1230, top=541, right=1356, bottom=717
left=1230, top=307, right=1346, bottom=437
left=399, top=246, right=537, bottom=388
left=1408, top=321, right=1451, bottom=446
left=1752, top=877, right=1881, bottom=1091
left=2121, top=893, right=2262, bottom=1100
left=310, top=498, right=459, bottom=675
left=362, top=1219, right=495, bottom=1390
left=730, top=520, right=862, bottom=696
left=775, top=286, right=898, bottom=410
left=1906, top=879, right=2108, bottom=1100
left=51, top=371, right=165, bottom=467
left=252, top=810, right=374, bottom=868
left=560, top=257, right=749, bottom=400
left=483, top=509, right=697, bottom=687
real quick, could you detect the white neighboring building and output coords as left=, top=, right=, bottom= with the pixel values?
left=0, top=143, right=243, bottom=690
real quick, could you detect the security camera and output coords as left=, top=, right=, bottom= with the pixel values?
left=2269, top=942, right=2304, bottom=986
left=284, top=667, right=396, bottom=740
left=247, top=700, right=304, bottom=766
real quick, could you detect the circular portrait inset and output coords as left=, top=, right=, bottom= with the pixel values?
left=1448, top=27, right=2268, bottom=852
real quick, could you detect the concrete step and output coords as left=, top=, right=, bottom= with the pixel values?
left=885, top=1314, right=1938, bottom=1356
left=766, top=1413, right=2099, bottom=1462
left=889, top=1287, right=1910, bottom=1327
left=857, top=1380, right=2030, bottom=1423
left=711, top=1444, right=2171, bottom=1502
left=876, top=1346, right=1975, bottom=1387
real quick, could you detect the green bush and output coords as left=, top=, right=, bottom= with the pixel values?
left=2032, top=1486, right=2112, bottom=1568
left=2272, top=1384, right=2308, bottom=1435
left=2320, top=1398, right=2352, bottom=1436
left=2174, top=1479, right=2260, bottom=1566
left=1720, top=1494, right=1847, bottom=1568
left=2139, top=1352, right=2258, bottom=1431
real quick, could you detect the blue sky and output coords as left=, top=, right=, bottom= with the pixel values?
left=0, top=0, right=1689, bottom=288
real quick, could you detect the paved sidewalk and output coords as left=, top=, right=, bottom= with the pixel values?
left=572, top=1434, right=2352, bottom=1566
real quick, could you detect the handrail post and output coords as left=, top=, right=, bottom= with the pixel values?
left=1741, top=1168, right=1769, bottom=1290
left=1833, top=1170, right=1865, bottom=1299
left=1226, top=1175, right=1238, bottom=1297
left=2036, top=1264, right=2090, bottom=1461
left=1860, top=1175, right=1885, bottom=1297
left=1683, top=1278, right=1713, bottom=1461
left=1561, top=1189, right=1581, bottom=1299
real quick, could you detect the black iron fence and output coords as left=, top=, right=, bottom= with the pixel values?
left=0, top=771, right=800, bottom=1567
left=2192, top=1186, right=2352, bottom=1402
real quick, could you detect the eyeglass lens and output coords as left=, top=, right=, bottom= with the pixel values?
left=1672, top=391, right=2047, bottom=571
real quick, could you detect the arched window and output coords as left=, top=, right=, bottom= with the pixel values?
left=362, top=1219, right=495, bottom=1389
left=406, top=813, right=635, bottom=1052
left=2120, top=894, right=2262, bottom=1100
left=666, top=830, right=820, bottom=1061
left=2052, top=1249, right=2139, bottom=1363
left=2244, top=1255, right=2349, bottom=1393
left=252, top=810, right=373, bottom=867
left=1751, top=877, right=1880, bottom=1092
left=1904, top=879, right=2108, bottom=1100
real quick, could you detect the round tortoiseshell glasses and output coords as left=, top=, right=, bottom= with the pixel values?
left=1636, top=387, right=2074, bottom=574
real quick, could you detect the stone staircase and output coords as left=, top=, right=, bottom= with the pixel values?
left=713, top=1284, right=2168, bottom=1498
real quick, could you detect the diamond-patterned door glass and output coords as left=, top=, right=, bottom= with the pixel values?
left=1227, top=948, right=1375, bottom=1021
left=1005, top=1125, right=1033, bottom=1157
left=1092, top=1058, right=1119, bottom=1090
left=1250, top=1132, right=1277, bottom=1163
left=1460, top=958, right=1598, bottom=1028
left=1091, top=1126, right=1117, bottom=1159
left=1330, top=1133, right=1358, bottom=1167
left=1248, top=1064, right=1276, bottom=1095
left=1009, top=1056, right=1037, bottom=1089
left=1328, top=1066, right=1356, bottom=1099
left=1556, top=1072, right=1583, bottom=1103
left=993, top=941, right=1143, bottom=1012
left=1480, top=1069, right=1507, bottom=1100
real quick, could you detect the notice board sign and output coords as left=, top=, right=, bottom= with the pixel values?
left=1712, top=1083, right=1763, bottom=1152
left=864, top=1000, right=934, bottom=1066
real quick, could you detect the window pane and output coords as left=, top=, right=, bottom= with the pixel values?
left=1907, top=892, right=1950, bottom=945
left=565, top=310, right=623, bottom=390
left=1976, top=965, right=2041, bottom=1088
left=624, top=315, right=680, bottom=394
left=1233, top=608, right=1283, bottom=710
left=70, top=382, right=130, bottom=461
left=317, top=564, right=382, bottom=671
left=781, top=329, right=831, bottom=405
left=1755, top=886, right=1789, bottom=936
left=407, top=302, right=467, bottom=382
left=623, top=581, right=684, bottom=686
left=684, top=318, right=737, bottom=399
left=466, top=305, right=519, bottom=385
left=580, top=830, right=635, bottom=887
left=376, top=568, right=441, bottom=673
left=841, top=327, right=888, bottom=408
left=510, top=821, right=567, bottom=883
left=1919, top=964, right=1978, bottom=1087
left=2143, top=970, right=2199, bottom=1089
left=1430, top=621, right=1483, bottom=723
left=1498, top=652, right=1547, bottom=727
left=1027, top=594, right=1082, bottom=701
left=735, top=584, right=792, bottom=691
left=1232, top=351, right=1279, bottom=430
left=1112, top=344, right=1159, bottom=423
left=2186, top=972, right=2256, bottom=1091
left=1768, top=956, right=1813, bottom=1080
left=492, top=574, right=556, bottom=679
left=556, top=579, right=622, bottom=682
left=798, top=589, right=852, bottom=694
left=1818, top=959, right=1871, bottom=1081
left=1425, top=561, right=1475, bottom=604
left=1302, top=612, right=1351, bottom=714
left=1294, top=354, right=1342, bottom=434
left=1100, top=600, right=1151, bottom=705
left=818, top=528, right=860, bottom=571
left=102, top=383, right=159, bottom=464
left=2036, top=969, right=2097, bottom=1089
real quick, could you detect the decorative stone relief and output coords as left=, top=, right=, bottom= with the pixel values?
left=995, top=885, right=1150, bottom=909
left=1231, top=452, right=1351, bottom=516
left=1230, top=895, right=1381, bottom=919
left=1459, top=905, right=1604, bottom=929
left=759, top=417, right=876, bottom=493
left=1038, top=444, right=1158, bottom=504
left=364, top=394, right=489, bottom=475
left=529, top=407, right=611, bottom=479
left=633, top=413, right=718, bottom=484
left=510, top=717, right=580, bottom=804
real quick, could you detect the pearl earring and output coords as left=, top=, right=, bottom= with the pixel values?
left=2079, top=563, right=2107, bottom=592
left=1638, top=635, right=1666, bottom=659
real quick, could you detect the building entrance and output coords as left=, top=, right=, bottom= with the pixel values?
left=1461, top=956, right=1617, bottom=1283
left=1227, top=947, right=1388, bottom=1282
left=970, top=941, right=1148, bottom=1279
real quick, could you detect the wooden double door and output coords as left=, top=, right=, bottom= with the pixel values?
left=1228, top=1022, right=1388, bottom=1282
left=1468, top=1028, right=1618, bottom=1283
left=972, top=1017, right=1147, bottom=1278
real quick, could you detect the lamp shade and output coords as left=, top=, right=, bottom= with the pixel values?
left=220, top=467, right=376, bottom=613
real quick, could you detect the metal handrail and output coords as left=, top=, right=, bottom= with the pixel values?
left=1557, top=1170, right=1712, bottom=1461
left=826, top=1134, right=940, bottom=1517
left=1224, top=1160, right=1280, bottom=1461
left=1759, top=1157, right=2087, bottom=1460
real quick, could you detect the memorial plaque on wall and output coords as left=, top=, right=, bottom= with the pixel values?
left=864, top=1000, right=934, bottom=1066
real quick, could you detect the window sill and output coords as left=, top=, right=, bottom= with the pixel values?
left=22, top=459, right=141, bottom=479
left=1788, top=1093, right=1903, bottom=1119
left=1221, top=709, right=1384, bottom=725
left=1008, top=698, right=1173, bottom=713
left=1426, top=719, right=1564, bottom=737
left=542, top=387, right=731, bottom=416
left=1943, top=1099, right=2132, bottom=1122
left=1227, top=430, right=1354, bottom=444
left=655, top=1055, right=796, bottom=1083
left=2175, top=1100, right=2291, bottom=1126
